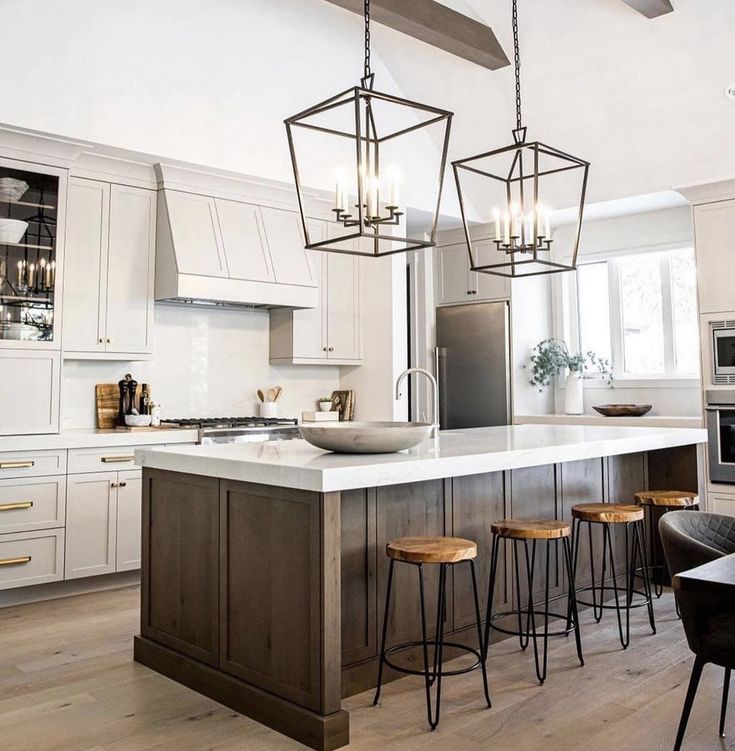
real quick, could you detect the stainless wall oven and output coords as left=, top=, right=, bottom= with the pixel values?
left=705, top=390, right=735, bottom=483
left=711, top=320, right=735, bottom=383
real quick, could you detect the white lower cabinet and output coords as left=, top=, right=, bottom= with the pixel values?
left=115, top=470, right=142, bottom=571
left=0, top=529, right=65, bottom=590
left=65, top=468, right=143, bottom=579
left=708, top=492, right=735, bottom=517
left=65, top=472, right=117, bottom=579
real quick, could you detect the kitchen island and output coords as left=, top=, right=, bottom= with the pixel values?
left=134, top=425, right=707, bottom=751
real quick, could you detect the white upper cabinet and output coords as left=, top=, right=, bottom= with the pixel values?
left=164, top=190, right=228, bottom=278
left=326, top=251, right=360, bottom=360
left=260, top=207, right=314, bottom=287
left=106, top=185, right=156, bottom=355
left=64, top=178, right=156, bottom=359
left=64, top=178, right=108, bottom=353
left=693, top=199, right=735, bottom=314
left=216, top=199, right=275, bottom=283
left=0, top=350, right=60, bottom=435
left=269, top=220, right=361, bottom=364
left=434, top=240, right=510, bottom=306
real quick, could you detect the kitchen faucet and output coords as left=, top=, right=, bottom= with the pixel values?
left=395, top=368, right=440, bottom=438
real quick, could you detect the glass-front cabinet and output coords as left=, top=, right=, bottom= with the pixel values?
left=0, top=158, right=65, bottom=348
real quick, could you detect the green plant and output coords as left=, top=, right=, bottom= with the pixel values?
left=525, top=338, right=613, bottom=391
left=318, top=397, right=333, bottom=403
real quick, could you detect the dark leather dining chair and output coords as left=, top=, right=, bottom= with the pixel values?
left=659, top=511, right=735, bottom=751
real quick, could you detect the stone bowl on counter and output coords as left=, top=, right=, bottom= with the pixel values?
left=299, top=421, right=433, bottom=454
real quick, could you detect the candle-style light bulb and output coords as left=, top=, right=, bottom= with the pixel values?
left=17, top=261, right=23, bottom=286
left=386, top=168, right=400, bottom=208
left=503, top=211, right=511, bottom=245
left=50, top=261, right=56, bottom=287
left=545, top=207, right=551, bottom=240
left=492, top=208, right=501, bottom=239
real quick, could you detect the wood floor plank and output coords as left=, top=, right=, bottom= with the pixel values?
left=0, top=585, right=731, bottom=750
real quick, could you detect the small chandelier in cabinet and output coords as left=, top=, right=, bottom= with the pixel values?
left=285, top=0, right=453, bottom=257
left=452, top=0, right=590, bottom=277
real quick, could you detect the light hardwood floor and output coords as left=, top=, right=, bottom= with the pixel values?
left=0, top=585, right=731, bottom=751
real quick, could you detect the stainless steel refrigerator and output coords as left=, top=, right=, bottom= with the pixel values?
left=435, top=301, right=511, bottom=430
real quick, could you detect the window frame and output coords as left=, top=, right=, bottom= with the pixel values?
left=561, top=244, right=699, bottom=388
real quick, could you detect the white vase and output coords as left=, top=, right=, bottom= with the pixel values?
left=564, top=371, right=584, bottom=415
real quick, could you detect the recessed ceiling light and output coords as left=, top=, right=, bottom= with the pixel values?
left=725, top=85, right=735, bottom=101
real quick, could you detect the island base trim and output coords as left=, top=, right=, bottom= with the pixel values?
left=134, top=636, right=350, bottom=751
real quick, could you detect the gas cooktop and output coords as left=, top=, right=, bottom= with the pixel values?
left=161, top=416, right=298, bottom=429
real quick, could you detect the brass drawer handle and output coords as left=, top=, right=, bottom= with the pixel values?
left=0, top=555, right=31, bottom=566
left=0, top=501, right=33, bottom=512
left=0, top=460, right=35, bottom=469
left=101, top=455, right=134, bottom=463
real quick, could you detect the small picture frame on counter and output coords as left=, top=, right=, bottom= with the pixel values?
left=331, top=390, right=354, bottom=421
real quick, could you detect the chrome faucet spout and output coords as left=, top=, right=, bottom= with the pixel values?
left=395, top=367, right=440, bottom=437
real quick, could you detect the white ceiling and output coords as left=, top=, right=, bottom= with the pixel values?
left=372, top=0, right=735, bottom=212
left=0, top=0, right=732, bottom=221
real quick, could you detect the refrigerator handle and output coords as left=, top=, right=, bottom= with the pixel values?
left=434, top=346, right=448, bottom=430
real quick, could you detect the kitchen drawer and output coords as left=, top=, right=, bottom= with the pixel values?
left=0, top=476, right=66, bottom=534
left=0, top=529, right=64, bottom=590
left=68, top=445, right=163, bottom=474
left=709, top=493, right=735, bottom=518
left=0, top=450, right=67, bottom=479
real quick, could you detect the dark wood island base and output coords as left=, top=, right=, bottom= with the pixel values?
left=135, top=446, right=698, bottom=751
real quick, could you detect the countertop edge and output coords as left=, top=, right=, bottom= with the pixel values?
left=135, top=427, right=708, bottom=493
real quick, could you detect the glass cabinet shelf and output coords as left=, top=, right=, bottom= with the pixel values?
left=0, top=164, right=58, bottom=343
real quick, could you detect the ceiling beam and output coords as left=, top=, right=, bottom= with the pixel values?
left=322, top=0, right=510, bottom=71
left=619, top=0, right=674, bottom=18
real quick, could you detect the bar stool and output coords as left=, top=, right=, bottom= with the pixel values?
left=485, top=519, right=583, bottom=685
left=373, top=536, right=492, bottom=731
left=571, top=503, right=656, bottom=650
left=633, top=490, right=699, bottom=600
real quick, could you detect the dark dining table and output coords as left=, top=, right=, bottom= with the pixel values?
left=674, top=552, right=735, bottom=599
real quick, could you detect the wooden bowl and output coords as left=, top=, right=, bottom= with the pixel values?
left=592, top=404, right=652, bottom=417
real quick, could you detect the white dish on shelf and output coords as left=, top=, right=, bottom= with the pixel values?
left=0, top=178, right=29, bottom=202
left=125, top=414, right=153, bottom=427
left=0, top=219, right=28, bottom=244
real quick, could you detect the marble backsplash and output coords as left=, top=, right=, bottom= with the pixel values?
left=61, top=304, right=340, bottom=429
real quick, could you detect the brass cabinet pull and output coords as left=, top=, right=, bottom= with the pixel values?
left=0, top=556, right=31, bottom=566
left=0, top=501, right=33, bottom=512
left=101, top=455, right=134, bottom=463
left=0, top=460, right=35, bottom=469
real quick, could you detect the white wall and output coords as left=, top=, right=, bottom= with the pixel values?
left=62, top=304, right=340, bottom=428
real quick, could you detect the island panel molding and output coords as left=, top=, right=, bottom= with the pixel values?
left=135, top=431, right=702, bottom=750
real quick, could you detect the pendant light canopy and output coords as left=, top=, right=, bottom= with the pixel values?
left=452, top=0, right=590, bottom=277
left=285, top=0, right=453, bottom=257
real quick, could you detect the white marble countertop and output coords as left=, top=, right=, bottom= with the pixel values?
left=135, top=424, right=708, bottom=493
left=0, top=427, right=199, bottom=452
left=515, top=414, right=703, bottom=429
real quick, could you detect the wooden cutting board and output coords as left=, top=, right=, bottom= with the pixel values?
left=95, top=383, right=146, bottom=429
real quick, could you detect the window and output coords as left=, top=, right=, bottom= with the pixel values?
left=575, top=248, right=699, bottom=379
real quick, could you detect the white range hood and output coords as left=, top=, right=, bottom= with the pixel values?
left=154, top=163, right=319, bottom=309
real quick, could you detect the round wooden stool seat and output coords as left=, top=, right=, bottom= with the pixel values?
left=571, top=503, right=644, bottom=523
left=490, top=518, right=571, bottom=540
left=633, top=490, right=699, bottom=508
left=386, top=536, right=477, bottom=564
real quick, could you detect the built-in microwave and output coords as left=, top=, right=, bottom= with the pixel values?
left=711, top=320, right=735, bottom=383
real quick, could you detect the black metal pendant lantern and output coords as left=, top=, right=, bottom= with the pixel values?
left=285, top=0, right=453, bottom=257
left=452, top=0, right=589, bottom=277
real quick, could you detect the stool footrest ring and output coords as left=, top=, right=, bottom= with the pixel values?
left=489, top=609, right=577, bottom=640
left=383, top=640, right=483, bottom=678
left=576, top=584, right=652, bottom=611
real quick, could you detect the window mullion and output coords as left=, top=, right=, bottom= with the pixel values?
left=660, top=254, right=676, bottom=374
left=608, top=260, right=624, bottom=377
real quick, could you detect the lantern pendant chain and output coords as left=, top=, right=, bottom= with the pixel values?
left=362, top=0, right=374, bottom=89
